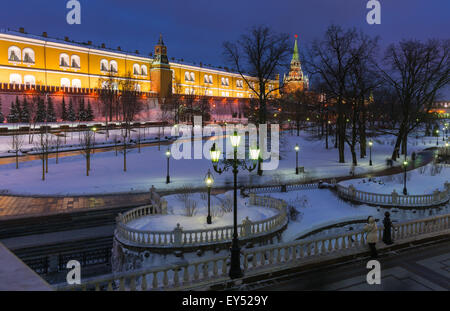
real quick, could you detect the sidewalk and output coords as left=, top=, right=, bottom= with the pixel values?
left=0, top=149, right=435, bottom=219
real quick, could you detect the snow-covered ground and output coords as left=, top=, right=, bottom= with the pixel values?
left=262, top=188, right=450, bottom=241
left=340, top=163, right=449, bottom=195
left=0, top=130, right=441, bottom=195
left=127, top=192, right=278, bottom=231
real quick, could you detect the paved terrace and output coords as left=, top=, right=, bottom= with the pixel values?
left=0, top=148, right=435, bottom=219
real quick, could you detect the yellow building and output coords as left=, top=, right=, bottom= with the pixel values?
left=0, top=28, right=280, bottom=99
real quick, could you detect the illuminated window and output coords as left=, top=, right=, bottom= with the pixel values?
left=22, top=48, right=35, bottom=64
left=24, top=75, right=36, bottom=86
left=72, top=79, right=81, bottom=88
left=204, top=75, right=213, bottom=84
left=209, top=75, right=213, bottom=83
left=221, top=77, right=229, bottom=86
left=134, top=83, right=141, bottom=91
left=204, top=74, right=209, bottom=83
left=185, top=71, right=190, bottom=81
left=133, top=64, right=140, bottom=75
left=236, top=80, right=243, bottom=88
left=71, top=55, right=80, bottom=68
left=109, top=60, right=118, bottom=73
left=60, top=53, right=70, bottom=67
left=60, top=78, right=70, bottom=87
left=10, top=73, right=22, bottom=84
left=100, top=59, right=108, bottom=71
left=8, top=46, right=21, bottom=62
left=141, top=65, right=147, bottom=76
left=190, top=72, right=195, bottom=82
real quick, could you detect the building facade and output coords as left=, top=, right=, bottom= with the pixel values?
left=0, top=28, right=280, bottom=99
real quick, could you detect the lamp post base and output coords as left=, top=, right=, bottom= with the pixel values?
left=369, top=160, right=372, bottom=166
left=229, top=238, right=243, bottom=279
left=206, top=215, right=212, bottom=224
left=403, top=187, right=407, bottom=195
left=166, top=176, right=170, bottom=184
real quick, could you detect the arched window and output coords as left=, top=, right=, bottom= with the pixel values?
left=100, top=59, right=108, bottom=71
left=71, top=55, right=80, bottom=68
left=72, top=79, right=81, bottom=88
left=237, top=80, right=243, bottom=88
left=225, top=78, right=229, bottom=86
left=141, top=65, right=147, bottom=76
left=204, top=74, right=209, bottom=83
left=133, top=64, right=140, bottom=75
left=60, top=53, right=70, bottom=67
left=185, top=71, right=190, bottom=81
left=24, top=75, right=36, bottom=86
left=190, top=72, right=195, bottom=82
left=60, top=78, right=70, bottom=87
left=209, top=75, right=213, bottom=84
left=134, top=83, right=141, bottom=91
left=22, top=48, right=35, bottom=64
left=9, top=74, right=22, bottom=84
left=8, top=46, right=21, bottom=62
left=109, top=60, right=118, bottom=73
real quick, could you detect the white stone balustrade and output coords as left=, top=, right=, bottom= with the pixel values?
left=59, top=213, right=450, bottom=291
left=336, top=181, right=450, bottom=207
left=115, top=193, right=288, bottom=248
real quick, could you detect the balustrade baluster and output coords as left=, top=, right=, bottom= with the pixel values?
left=173, top=268, right=179, bottom=287
left=163, top=270, right=169, bottom=287
left=141, top=274, right=147, bottom=290
left=130, top=276, right=136, bottom=291
left=183, top=266, right=190, bottom=285
left=152, top=272, right=158, bottom=289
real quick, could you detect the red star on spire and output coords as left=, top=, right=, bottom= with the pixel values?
left=295, top=34, right=298, bottom=39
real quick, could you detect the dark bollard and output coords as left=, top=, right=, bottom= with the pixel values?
left=382, top=211, right=394, bottom=245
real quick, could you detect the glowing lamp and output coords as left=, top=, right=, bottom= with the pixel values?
left=165, top=148, right=171, bottom=158
left=205, top=170, right=214, bottom=187
left=368, top=141, right=373, bottom=147
left=230, top=131, right=241, bottom=148
left=249, top=147, right=260, bottom=161
left=210, top=143, right=221, bottom=163
left=294, top=144, right=299, bottom=152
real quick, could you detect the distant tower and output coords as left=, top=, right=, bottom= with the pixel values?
left=151, top=34, right=172, bottom=97
left=283, top=34, right=308, bottom=93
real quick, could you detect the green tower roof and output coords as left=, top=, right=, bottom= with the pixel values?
left=292, top=35, right=299, bottom=62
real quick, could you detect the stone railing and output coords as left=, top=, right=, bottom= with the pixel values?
left=57, top=213, right=450, bottom=291
left=244, top=182, right=319, bottom=194
left=115, top=194, right=288, bottom=248
left=336, top=181, right=450, bottom=207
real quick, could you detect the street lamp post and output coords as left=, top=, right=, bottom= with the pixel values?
left=165, top=148, right=171, bottom=184
left=209, top=130, right=259, bottom=279
left=436, top=129, right=439, bottom=146
left=403, top=159, right=408, bottom=195
left=205, top=169, right=214, bottom=224
left=92, top=127, right=97, bottom=154
left=295, top=144, right=300, bottom=174
left=368, top=140, right=373, bottom=166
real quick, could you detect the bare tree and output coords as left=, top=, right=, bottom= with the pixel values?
left=79, top=128, right=94, bottom=176
left=34, top=129, right=50, bottom=180
left=10, top=133, right=24, bottom=169
left=377, top=39, right=450, bottom=160
left=223, top=25, right=291, bottom=124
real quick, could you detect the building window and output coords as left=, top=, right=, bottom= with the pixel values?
left=72, top=79, right=81, bottom=88
left=60, top=53, right=70, bottom=67
left=204, top=74, right=213, bottom=84
left=184, top=71, right=195, bottom=82
left=141, top=65, right=147, bottom=76
left=71, top=55, right=80, bottom=68
left=133, top=64, right=140, bottom=75
left=134, top=83, right=141, bottom=91
left=60, top=78, right=70, bottom=87
left=24, top=75, right=36, bottom=86
left=8, top=46, right=21, bottom=62
left=110, top=60, right=118, bottom=73
left=204, top=74, right=209, bottom=83
left=100, top=59, right=108, bottom=72
left=207, top=90, right=213, bottom=96
left=221, top=91, right=229, bottom=97
left=22, top=48, right=35, bottom=64
left=236, top=79, right=243, bottom=88
left=221, top=77, right=229, bottom=86
left=269, top=84, right=274, bottom=91
left=10, top=74, right=22, bottom=84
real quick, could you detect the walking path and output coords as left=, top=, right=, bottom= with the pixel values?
left=0, top=148, right=435, bottom=219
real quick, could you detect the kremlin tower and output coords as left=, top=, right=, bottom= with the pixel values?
left=283, top=34, right=308, bottom=93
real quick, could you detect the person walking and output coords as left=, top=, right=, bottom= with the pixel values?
left=364, top=216, right=378, bottom=258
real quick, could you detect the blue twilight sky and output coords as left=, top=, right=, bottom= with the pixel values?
left=1, top=0, right=449, bottom=97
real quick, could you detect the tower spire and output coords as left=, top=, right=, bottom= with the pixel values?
left=292, top=34, right=299, bottom=62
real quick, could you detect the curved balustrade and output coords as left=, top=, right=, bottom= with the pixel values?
left=115, top=194, right=288, bottom=248
left=336, top=181, right=450, bottom=207
left=59, top=213, right=449, bottom=291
